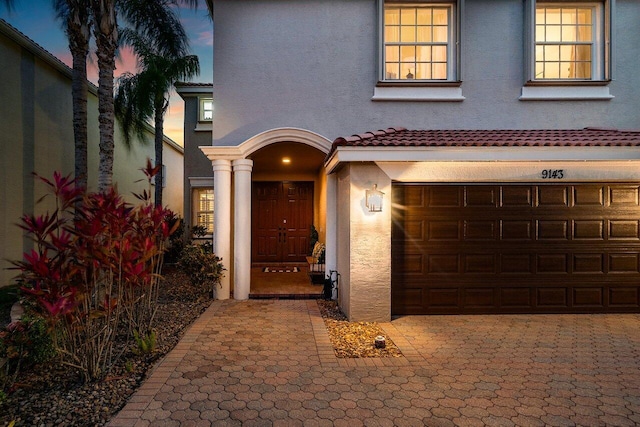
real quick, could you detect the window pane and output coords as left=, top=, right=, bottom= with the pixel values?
left=386, top=45, right=400, bottom=62
left=544, top=45, right=560, bottom=62
left=400, top=25, right=416, bottom=43
left=546, top=25, right=561, bottom=42
left=561, top=25, right=576, bottom=42
left=416, top=46, right=432, bottom=62
left=535, top=25, right=545, bottom=42
left=401, top=63, right=415, bottom=79
left=416, top=63, right=430, bottom=79
left=577, top=25, right=592, bottom=42
left=416, top=26, right=432, bottom=42
left=560, top=45, right=573, bottom=61
left=536, top=8, right=545, bottom=25
left=546, top=8, right=561, bottom=25
left=432, top=45, right=447, bottom=62
left=385, top=26, right=399, bottom=43
left=416, top=8, right=432, bottom=25
left=433, top=25, right=448, bottom=43
left=385, top=63, right=400, bottom=79
left=386, top=8, right=400, bottom=25
left=401, top=45, right=416, bottom=62
left=561, top=8, right=577, bottom=25
left=432, top=62, right=447, bottom=79
left=401, top=8, right=416, bottom=25
left=433, top=8, right=448, bottom=25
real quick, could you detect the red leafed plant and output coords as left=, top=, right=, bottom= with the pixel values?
left=13, top=163, right=177, bottom=382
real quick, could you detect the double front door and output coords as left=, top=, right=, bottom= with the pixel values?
left=252, top=181, right=313, bottom=263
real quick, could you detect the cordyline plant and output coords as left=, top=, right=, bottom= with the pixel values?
left=12, top=161, right=177, bottom=382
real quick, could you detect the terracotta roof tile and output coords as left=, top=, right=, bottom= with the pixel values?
left=329, top=127, right=640, bottom=157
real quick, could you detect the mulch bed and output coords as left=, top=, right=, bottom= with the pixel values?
left=317, top=300, right=403, bottom=358
left=0, top=266, right=212, bottom=427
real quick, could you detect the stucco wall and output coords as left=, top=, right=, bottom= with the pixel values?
left=0, top=24, right=183, bottom=287
left=212, top=0, right=640, bottom=148
left=336, top=163, right=392, bottom=322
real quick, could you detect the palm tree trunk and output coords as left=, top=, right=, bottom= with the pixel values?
left=92, top=0, right=117, bottom=193
left=154, top=98, right=164, bottom=207
left=68, top=10, right=90, bottom=193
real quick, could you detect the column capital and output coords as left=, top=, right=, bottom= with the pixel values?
left=211, top=159, right=232, bottom=173
left=232, top=158, right=254, bottom=172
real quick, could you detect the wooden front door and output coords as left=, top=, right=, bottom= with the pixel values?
left=252, top=181, right=313, bottom=263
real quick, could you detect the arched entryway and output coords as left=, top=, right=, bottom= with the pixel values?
left=200, top=128, right=334, bottom=300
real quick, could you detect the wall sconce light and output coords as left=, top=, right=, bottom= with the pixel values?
left=366, top=184, right=384, bottom=213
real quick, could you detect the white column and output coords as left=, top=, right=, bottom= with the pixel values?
left=233, top=159, right=253, bottom=300
left=212, top=159, right=232, bottom=300
left=325, top=173, right=338, bottom=299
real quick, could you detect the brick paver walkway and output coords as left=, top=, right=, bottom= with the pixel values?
left=109, top=300, right=640, bottom=426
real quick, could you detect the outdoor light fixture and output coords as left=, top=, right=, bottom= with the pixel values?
left=366, top=184, right=384, bottom=213
left=282, top=157, right=291, bottom=164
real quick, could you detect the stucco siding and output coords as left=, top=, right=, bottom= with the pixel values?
left=0, top=21, right=184, bottom=287
left=212, top=0, right=640, bottom=148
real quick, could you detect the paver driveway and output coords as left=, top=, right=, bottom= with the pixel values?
left=109, top=300, right=640, bottom=426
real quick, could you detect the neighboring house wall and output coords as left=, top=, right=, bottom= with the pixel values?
left=212, top=0, right=640, bottom=146
left=176, top=84, right=214, bottom=236
left=0, top=20, right=183, bottom=287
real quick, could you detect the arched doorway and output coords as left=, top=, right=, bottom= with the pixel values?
left=200, top=128, right=334, bottom=300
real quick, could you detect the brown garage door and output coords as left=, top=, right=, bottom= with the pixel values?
left=392, top=184, right=640, bottom=315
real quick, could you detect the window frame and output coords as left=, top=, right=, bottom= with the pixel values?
left=378, top=0, right=461, bottom=85
left=526, top=0, right=612, bottom=84
left=193, top=187, right=214, bottom=236
left=199, top=97, right=213, bottom=122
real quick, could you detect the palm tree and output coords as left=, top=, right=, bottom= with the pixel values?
left=92, top=0, right=205, bottom=193
left=54, top=0, right=91, bottom=193
left=115, top=26, right=200, bottom=206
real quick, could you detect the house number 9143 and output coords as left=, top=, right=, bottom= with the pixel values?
left=541, top=169, right=564, bottom=179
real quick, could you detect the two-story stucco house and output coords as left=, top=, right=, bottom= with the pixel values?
left=184, top=0, right=640, bottom=321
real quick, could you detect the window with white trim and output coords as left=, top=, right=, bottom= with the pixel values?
left=193, top=188, right=214, bottom=234
left=199, top=98, right=213, bottom=121
left=530, top=1, right=609, bottom=82
left=381, top=1, right=458, bottom=82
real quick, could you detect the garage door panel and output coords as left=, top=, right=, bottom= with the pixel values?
left=574, top=186, right=605, bottom=206
left=609, top=220, right=639, bottom=239
left=427, top=220, right=460, bottom=240
left=573, top=254, right=604, bottom=273
left=609, top=253, right=639, bottom=273
left=392, top=183, right=640, bottom=314
left=536, top=254, right=569, bottom=273
left=501, top=220, right=533, bottom=240
left=536, top=288, right=569, bottom=307
left=465, top=186, right=498, bottom=206
left=574, top=220, right=605, bottom=239
left=501, top=288, right=533, bottom=308
left=464, top=220, right=496, bottom=240
left=501, top=186, right=534, bottom=207
left=463, top=254, right=496, bottom=274
left=537, top=220, right=569, bottom=240
left=429, top=187, right=463, bottom=207
left=537, top=186, right=570, bottom=207
left=609, top=288, right=639, bottom=306
left=573, top=287, right=604, bottom=307
left=609, top=186, right=639, bottom=206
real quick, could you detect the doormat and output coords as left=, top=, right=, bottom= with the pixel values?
left=263, top=266, right=300, bottom=273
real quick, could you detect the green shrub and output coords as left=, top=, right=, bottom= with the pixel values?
left=178, top=244, right=225, bottom=293
left=0, top=313, right=56, bottom=386
left=133, top=330, right=156, bottom=355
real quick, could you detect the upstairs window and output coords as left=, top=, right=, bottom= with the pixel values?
left=199, top=98, right=213, bottom=121
left=531, top=2, right=609, bottom=82
left=381, top=2, right=458, bottom=82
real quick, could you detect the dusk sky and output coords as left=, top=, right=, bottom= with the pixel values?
left=0, top=0, right=214, bottom=145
